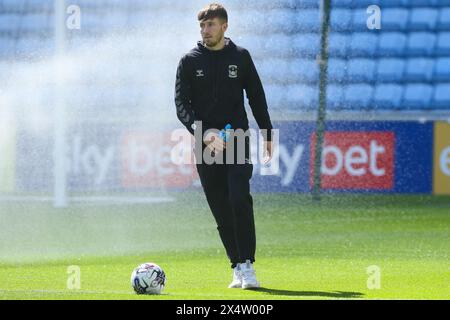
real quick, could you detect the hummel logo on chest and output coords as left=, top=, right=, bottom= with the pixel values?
left=196, top=70, right=204, bottom=77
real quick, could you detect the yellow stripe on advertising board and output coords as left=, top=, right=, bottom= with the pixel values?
left=434, top=122, right=450, bottom=195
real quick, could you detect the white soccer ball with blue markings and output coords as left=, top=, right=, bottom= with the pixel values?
left=131, top=262, right=166, bottom=295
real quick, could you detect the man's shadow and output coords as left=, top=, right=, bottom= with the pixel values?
left=248, top=287, right=364, bottom=299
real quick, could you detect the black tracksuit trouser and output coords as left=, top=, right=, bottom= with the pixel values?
left=196, top=155, right=255, bottom=269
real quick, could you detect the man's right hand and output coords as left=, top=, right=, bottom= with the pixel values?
left=204, top=131, right=226, bottom=153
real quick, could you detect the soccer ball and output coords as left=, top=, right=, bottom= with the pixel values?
left=130, top=262, right=166, bottom=295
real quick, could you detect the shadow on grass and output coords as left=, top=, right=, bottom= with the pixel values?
left=248, top=287, right=364, bottom=298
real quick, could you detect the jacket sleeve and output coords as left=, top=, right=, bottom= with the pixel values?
left=243, top=50, right=273, bottom=142
left=175, top=56, right=196, bottom=135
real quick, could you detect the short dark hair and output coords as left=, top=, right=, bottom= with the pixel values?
left=197, top=3, right=228, bottom=23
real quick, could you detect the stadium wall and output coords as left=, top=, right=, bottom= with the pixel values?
left=10, top=121, right=450, bottom=195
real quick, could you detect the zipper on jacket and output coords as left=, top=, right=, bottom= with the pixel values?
left=211, top=53, right=219, bottom=105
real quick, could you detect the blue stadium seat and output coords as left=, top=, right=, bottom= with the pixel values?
left=354, top=0, right=381, bottom=7
left=262, top=59, right=284, bottom=84
left=271, top=59, right=292, bottom=83
left=382, top=9, right=409, bottom=31
left=437, top=8, right=450, bottom=30
left=351, top=8, right=371, bottom=31
left=328, top=59, right=347, bottom=83
left=291, top=0, right=319, bottom=8
left=437, top=32, right=450, bottom=55
left=258, top=59, right=288, bottom=84
left=328, top=33, right=349, bottom=57
left=343, top=84, right=374, bottom=109
left=238, top=35, right=266, bottom=58
left=294, top=9, right=320, bottom=32
left=292, top=33, right=319, bottom=57
left=74, top=0, right=104, bottom=9
left=266, top=9, right=296, bottom=33
left=412, top=0, right=447, bottom=5
left=0, top=14, right=18, bottom=32
left=378, top=33, right=407, bottom=56
left=330, top=8, right=352, bottom=31
left=347, top=59, right=376, bottom=82
left=349, top=33, right=378, bottom=57
left=0, top=0, right=26, bottom=12
left=409, top=9, right=438, bottom=31
left=20, top=14, right=51, bottom=32
left=265, top=34, right=292, bottom=58
left=373, top=84, right=403, bottom=109
left=88, top=0, right=124, bottom=9
left=331, top=0, right=354, bottom=8
left=403, top=84, right=433, bottom=109
left=71, top=0, right=91, bottom=8
left=432, top=84, right=450, bottom=109
left=23, top=0, right=53, bottom=12
left=286, top=84, right=318, bottom=109
left=327, top=84, right=344, bottom=110
left=265, top=85, right=286, bottom=108
left=291, top=59, right=319, bottom=83
left=237, top=11, right=266, bottom=33
left=260, top=0, right=312, bottom=8
left=434, top=58, right=450, bottom=81
left=403, top=0, right=435, bottom=7
left=377, top=58, right=405, bottom=82
left=406, top=32, right=437, bottom=56
left=284, top=59, right=301, bottom=83
left=378, top=0, right=403, bottom=7
left=435, top=0, right=450, bottom=5
left=405, top=58, right=434, bottom=82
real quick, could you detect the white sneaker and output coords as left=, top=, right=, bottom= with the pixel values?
left=240, top=260, right=260, bottom=289
left=228, top=265, right=242, bottom=288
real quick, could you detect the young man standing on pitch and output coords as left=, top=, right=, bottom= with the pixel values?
left=174, top=3, right=273, bottom=289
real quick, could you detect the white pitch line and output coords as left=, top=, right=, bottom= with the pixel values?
left=0, top=289, right=133, bottom=295
left=0, top=196, right=175, bottom=204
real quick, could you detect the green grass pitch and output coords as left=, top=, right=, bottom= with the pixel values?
left=0, top=193, right=448, bottom=300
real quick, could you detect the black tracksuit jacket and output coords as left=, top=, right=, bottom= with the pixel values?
left=175, top=38, right=273, bottom=141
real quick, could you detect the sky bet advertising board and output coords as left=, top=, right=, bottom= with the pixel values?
left=15, top=121, right=444, bottom=194
left=249, top=121, right=433, bottom=193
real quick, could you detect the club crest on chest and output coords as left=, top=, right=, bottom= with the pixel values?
left=228, top=65, right=238, bottom=78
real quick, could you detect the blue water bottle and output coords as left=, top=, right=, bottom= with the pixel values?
left=219, top=124, right=232, bottom=142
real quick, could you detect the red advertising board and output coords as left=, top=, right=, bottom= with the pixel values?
left=310, top=132, right=395, bottom=189
left=121, top=131, right=197, bottom=188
